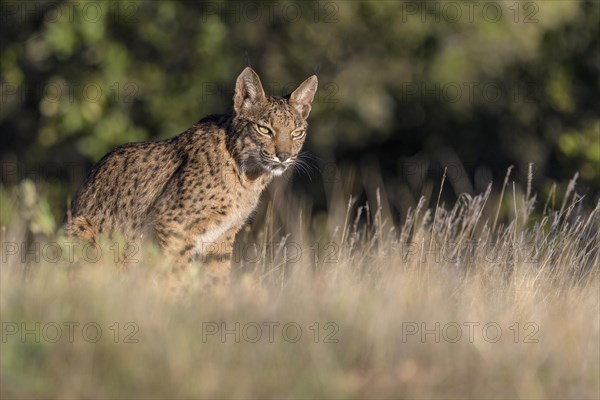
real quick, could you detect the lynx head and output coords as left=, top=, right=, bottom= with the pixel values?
left=231, top=67, right=318, bottom=177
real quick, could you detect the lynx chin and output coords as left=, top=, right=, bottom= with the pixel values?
left=64, top=67, right=318, bottom=289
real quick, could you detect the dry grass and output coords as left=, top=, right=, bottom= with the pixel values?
left=1, top=170, right=599, bottom=399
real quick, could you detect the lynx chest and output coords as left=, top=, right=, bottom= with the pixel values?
left=192, top=175, right=268, bottom=255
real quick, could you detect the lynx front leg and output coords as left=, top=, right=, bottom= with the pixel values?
left=197, top=226, right=239, bottom=289
left=153, top=223, right=199, bottom=297
left=156, top=222, right=238, bottom=295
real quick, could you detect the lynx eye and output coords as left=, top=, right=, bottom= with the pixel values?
left=291, top=129, right=305, bottom=140
left=254, top=124, right=272, bottom=136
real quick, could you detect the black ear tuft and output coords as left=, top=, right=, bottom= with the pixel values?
left=312, top=63, right=321, bottom=76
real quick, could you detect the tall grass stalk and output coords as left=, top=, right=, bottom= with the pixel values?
left=1, top=171, right=599, bottom=398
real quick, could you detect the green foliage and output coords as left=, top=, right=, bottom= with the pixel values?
left=558, top=122, right=600, bottom=181
left=18, top=179, right=57, bottom=235
left=1, top=0, right=598, bottom=212
left=0, top=185, right=15, bottom=226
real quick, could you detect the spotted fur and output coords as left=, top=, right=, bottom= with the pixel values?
left=64, top=67, right=318, bottom=288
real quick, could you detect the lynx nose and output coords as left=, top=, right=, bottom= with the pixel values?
left=276, top=152, right=291, bottom=162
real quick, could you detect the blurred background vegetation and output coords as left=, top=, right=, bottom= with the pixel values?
left=1, top=0, right=599, bottom=228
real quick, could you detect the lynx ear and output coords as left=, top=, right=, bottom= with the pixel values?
left=234, top=67, right=266, bottom=114
left=289, top=75, right=318, bottom=119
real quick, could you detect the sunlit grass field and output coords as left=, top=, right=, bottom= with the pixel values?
left=1, top=169, right=599, bottom=398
